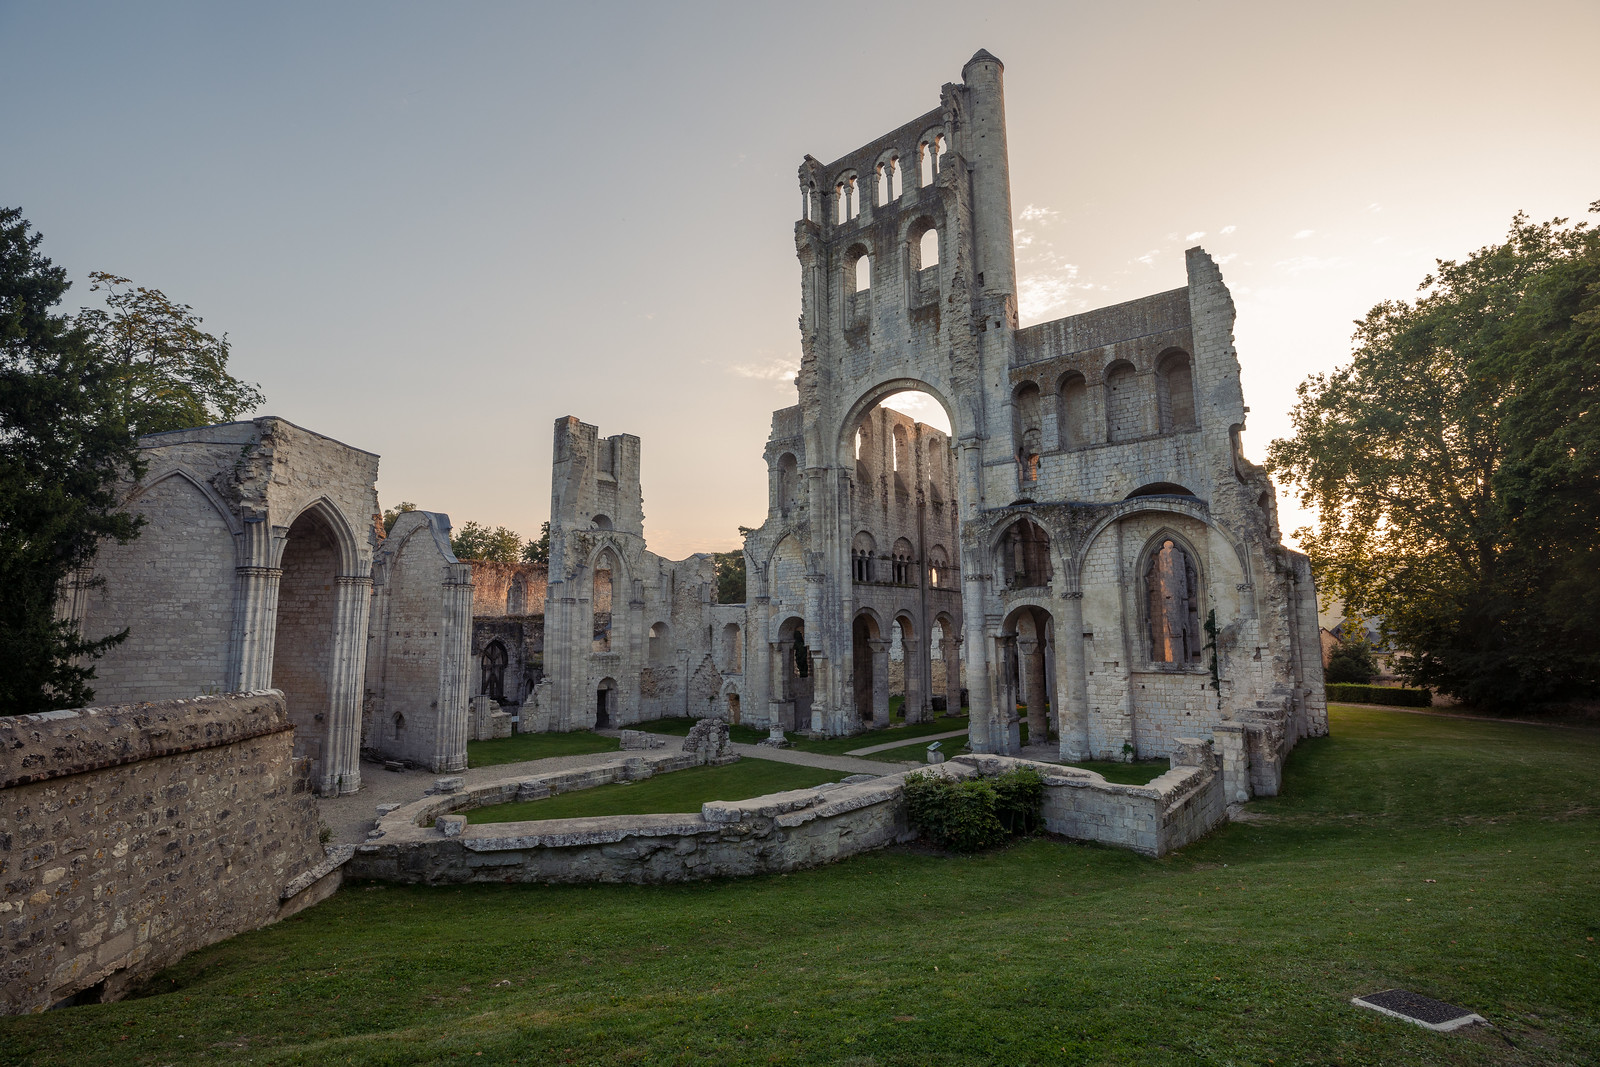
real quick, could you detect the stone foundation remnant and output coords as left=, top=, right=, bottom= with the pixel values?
left=349, top=736, right=1225, bottom=887
left=0, top=691, right=346, bottom=1014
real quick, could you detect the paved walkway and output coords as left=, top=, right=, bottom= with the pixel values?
left=315, top=749, right=631, bottom=846
left=844, top=729, right=968, bottom=756
left=731, top=742, right=905, bottom=776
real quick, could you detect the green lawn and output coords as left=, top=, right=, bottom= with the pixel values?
left=1067, top=759, right=1172, bottom=785
left=465, top=761, right=845, bottom=824
left=466, top=730, right=619, bottom=768
left=10, top=703, right=1598, bottom=1065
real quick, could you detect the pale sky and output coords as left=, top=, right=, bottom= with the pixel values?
left=4, top=1, right=1596, bottom=558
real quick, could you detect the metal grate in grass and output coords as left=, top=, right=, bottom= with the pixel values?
left=1351, top=989, right=1486, bottom=1032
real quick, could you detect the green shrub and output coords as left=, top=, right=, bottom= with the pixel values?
left=1324, top=639, right=1377, bottom=684
left=903, top=766, right=1043, bottom=852
left=992, top=765, right=1044, bottom=835
left=1325, top=683, right=1431, bottom=707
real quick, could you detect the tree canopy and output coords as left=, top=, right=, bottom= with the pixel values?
left=0, top=208, right=144, bottom=714
left=77, top=271, right=263, bottom=435
left=451, top=520, right=525, bottom=564
left=1268, top=206, right=1600, bottom=705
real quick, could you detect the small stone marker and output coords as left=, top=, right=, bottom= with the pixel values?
left=429, top=776, right=465, bottom=795
left=926, top=741, right=946, bottom=765
left=435, top=814, right=467, bottom=837
left=1352, top=989, right=1485, bottom=1032
left=375, top=802, right=402, bottom=817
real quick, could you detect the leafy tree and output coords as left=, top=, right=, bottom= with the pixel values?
left=712, top=533, right=751, bottom=604
left=451, top=520, right=523, bottom=563
left=1324, top=633, right=1378, bottom=685
left=0, top=208, right=144, bottom=714
left=77, top=271, right=263, bottom=434
left=522, top=520, right=550, bottom=565
left=1269, top=206, right=1600, bottom=706
left=381, top=500, right=417, bottom=534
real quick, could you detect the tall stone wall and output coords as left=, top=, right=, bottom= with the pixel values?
left=0, top=692, right=328, bottom=1014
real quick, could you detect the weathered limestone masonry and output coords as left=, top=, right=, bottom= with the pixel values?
left=732, top=50, right=1326, bottom=798
left=535, top=418, right=738, bottom=731
left=468, top=561, right=550, bottom=730
left=57, top=417, right=477, bottom=792
left=362, top=511, right=473, bottom=772
left=347, top=735, right=1223, bottom=886
left=0, top=692, right=342, bottom=1014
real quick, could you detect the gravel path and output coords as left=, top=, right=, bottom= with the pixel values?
left=314, top=749, right=632, bottom=845
left=844, top=729, right=968, bottom=756
left=730, top=742, right=910, bottom=776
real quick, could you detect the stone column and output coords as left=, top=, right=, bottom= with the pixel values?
left=433, top=565, right=473, bottom=773
left=767, top=640, right=789, bottom=739
left=869, top=638, right=891, bottom=728
left=901, top=631, right=924, bottom=724
left=231, top=565, right=282, bottom=691
left=945, top=632, right=963, bottom=715
left=1058, top=591, right=1090, bottom=761
left=1020, top=636, right=1048, bottom=748
left=319, top=574, right=372, bottom=796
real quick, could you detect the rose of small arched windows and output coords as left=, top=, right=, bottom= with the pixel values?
left=835, top=173, right=861, bottom=224
left=891, top=537, right=915, bottom=584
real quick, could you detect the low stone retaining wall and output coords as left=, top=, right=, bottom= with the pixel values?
left=347, top=738, right=1227, bottom=886
left=0, top=691, right=346, bottom=1014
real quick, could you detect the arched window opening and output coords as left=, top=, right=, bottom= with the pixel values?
left=1013, top=381, right=1042, bottom=485
left=854, top=252, right=871, bottom=292
left=778, top=452, right=799, bottom=515
left=892, top=537, right=915, bottom=585
left=392, top=711, right=406, bottom=733
left=920, top=227, right=939, bottom=268
left=721, top=622, right=743, bottom=672
left=852, top=531, right=876, bottom=583
left=1146, top=538, right=1203, bottom=664
left=481, top=640, right=508, bottom=703
left=649, top=621, right=670, bottom=663
left=919, top=134, right=944, bottom=187
left=1001, top=518, right=1053, bottom=589
left=927, top=545, right=949, bottom=588
left=876, top=158, right=900, bottom=206
left=592, top=551, right=615, bottom=653
left=1126, top=482, right=1197, bottom=499
left=1105, top=361, right=1141, bottom=443
left=592, top=514, right=613, bottom=531
left=791, top=627, right=810, bottom=678
left=1058, top=373, right=1088, bottom=449
left=836, top=174, right=859, bottom=223
left=1157, top=350, right=1198, bottom=432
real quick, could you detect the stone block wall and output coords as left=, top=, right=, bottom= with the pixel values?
left=0, top=691, right=328, bottom=1014
left=347, top=740, right=1226, bottom=887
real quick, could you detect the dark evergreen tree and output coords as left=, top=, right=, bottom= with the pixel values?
left=0, top=208, right=143, bottom=714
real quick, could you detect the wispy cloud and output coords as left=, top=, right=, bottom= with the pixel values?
left=1275, top=255, right=1346, bottom=275
left=1185, top=231, right=1206, bottom=241
left=1013, top=203, right=1099, bottom=322
left=1293, top=229, right=1315, bottom=239
left=1221, top=225, right=1237, bottom=235
left=1136, top=249, right=1161, bottom=265
left=725, top=354, right=797, bottom=386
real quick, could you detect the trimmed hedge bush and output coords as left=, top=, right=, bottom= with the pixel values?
left=903, top=766, right=1043, bottom=852
left=1325, top=683, right=1431, bottom=707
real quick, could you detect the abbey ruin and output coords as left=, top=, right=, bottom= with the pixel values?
left=54, top=50, right=1326, bottom=801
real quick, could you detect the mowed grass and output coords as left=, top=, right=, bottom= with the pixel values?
left=790, top=715, right=971, bottom=758
left=466, top=731, right=618, bottom=768
left=7, top=705, right=1598, bottom=1065
left=465, top=761, right=845, bottom=824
